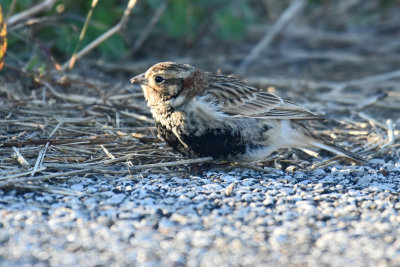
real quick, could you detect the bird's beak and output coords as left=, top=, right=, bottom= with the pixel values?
left=130, top=73, right=147, bottom=85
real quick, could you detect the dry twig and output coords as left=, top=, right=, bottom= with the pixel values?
left=238, top=0, right=305, bottom=74
left=1, top=136, right=120, bottom=148
left=328, top=68, right=400, bottom=94
left=12, top=147, right=30, bottom=168
left=61, top=0, right=138, bottom=71
left=7, top=0, right=57, bottom=26
left=129, top=1, right=167, bottom=55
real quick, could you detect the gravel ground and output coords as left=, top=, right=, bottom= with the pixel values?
left=1, top=159, right=400, bottom=266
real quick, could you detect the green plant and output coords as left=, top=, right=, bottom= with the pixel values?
left=154, top=0, right=259, bottom=42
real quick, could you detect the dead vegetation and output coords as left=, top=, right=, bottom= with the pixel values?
left=0, top=0, right=400, bottom=194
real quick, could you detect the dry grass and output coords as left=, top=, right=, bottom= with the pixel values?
left=0, top=62, right=398, bottom=194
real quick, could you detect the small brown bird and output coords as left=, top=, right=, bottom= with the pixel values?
left=130, top=62, right=364, bottom=164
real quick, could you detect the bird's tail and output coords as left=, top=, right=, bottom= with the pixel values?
left=308, top=140, right=366, bottom=165
left=291, top=121, right=366, bottom=164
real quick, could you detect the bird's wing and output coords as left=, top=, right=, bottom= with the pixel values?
left=204, top=75, right=320, bottom=120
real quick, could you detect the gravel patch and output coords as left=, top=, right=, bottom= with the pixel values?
left=1, top=160, right=400, bottom=266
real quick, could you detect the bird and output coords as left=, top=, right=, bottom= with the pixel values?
left=130, top=62, right=364, bottom=164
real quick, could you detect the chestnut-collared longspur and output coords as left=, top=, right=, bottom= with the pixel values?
left=130, top=62, right=364, bottom=164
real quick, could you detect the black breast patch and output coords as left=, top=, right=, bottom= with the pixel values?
left=155, top=122, right=248, bottom=159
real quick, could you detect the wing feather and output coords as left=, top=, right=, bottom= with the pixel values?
left=203, top=74, right=320, bottom=120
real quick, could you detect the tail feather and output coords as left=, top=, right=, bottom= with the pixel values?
left=291, top=121, right=366, bottom=165
left=309, top=140, right=366, bottom=165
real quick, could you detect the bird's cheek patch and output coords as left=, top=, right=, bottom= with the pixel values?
left=167, top=85, right=180, bottom=97
left=163, top=78, right=184, bottom=98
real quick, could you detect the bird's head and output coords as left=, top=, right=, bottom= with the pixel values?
left=130, top=62, right=205, bottom=108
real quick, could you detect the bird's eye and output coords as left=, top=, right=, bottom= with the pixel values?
left=154, top=76, right=164, bottom=83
